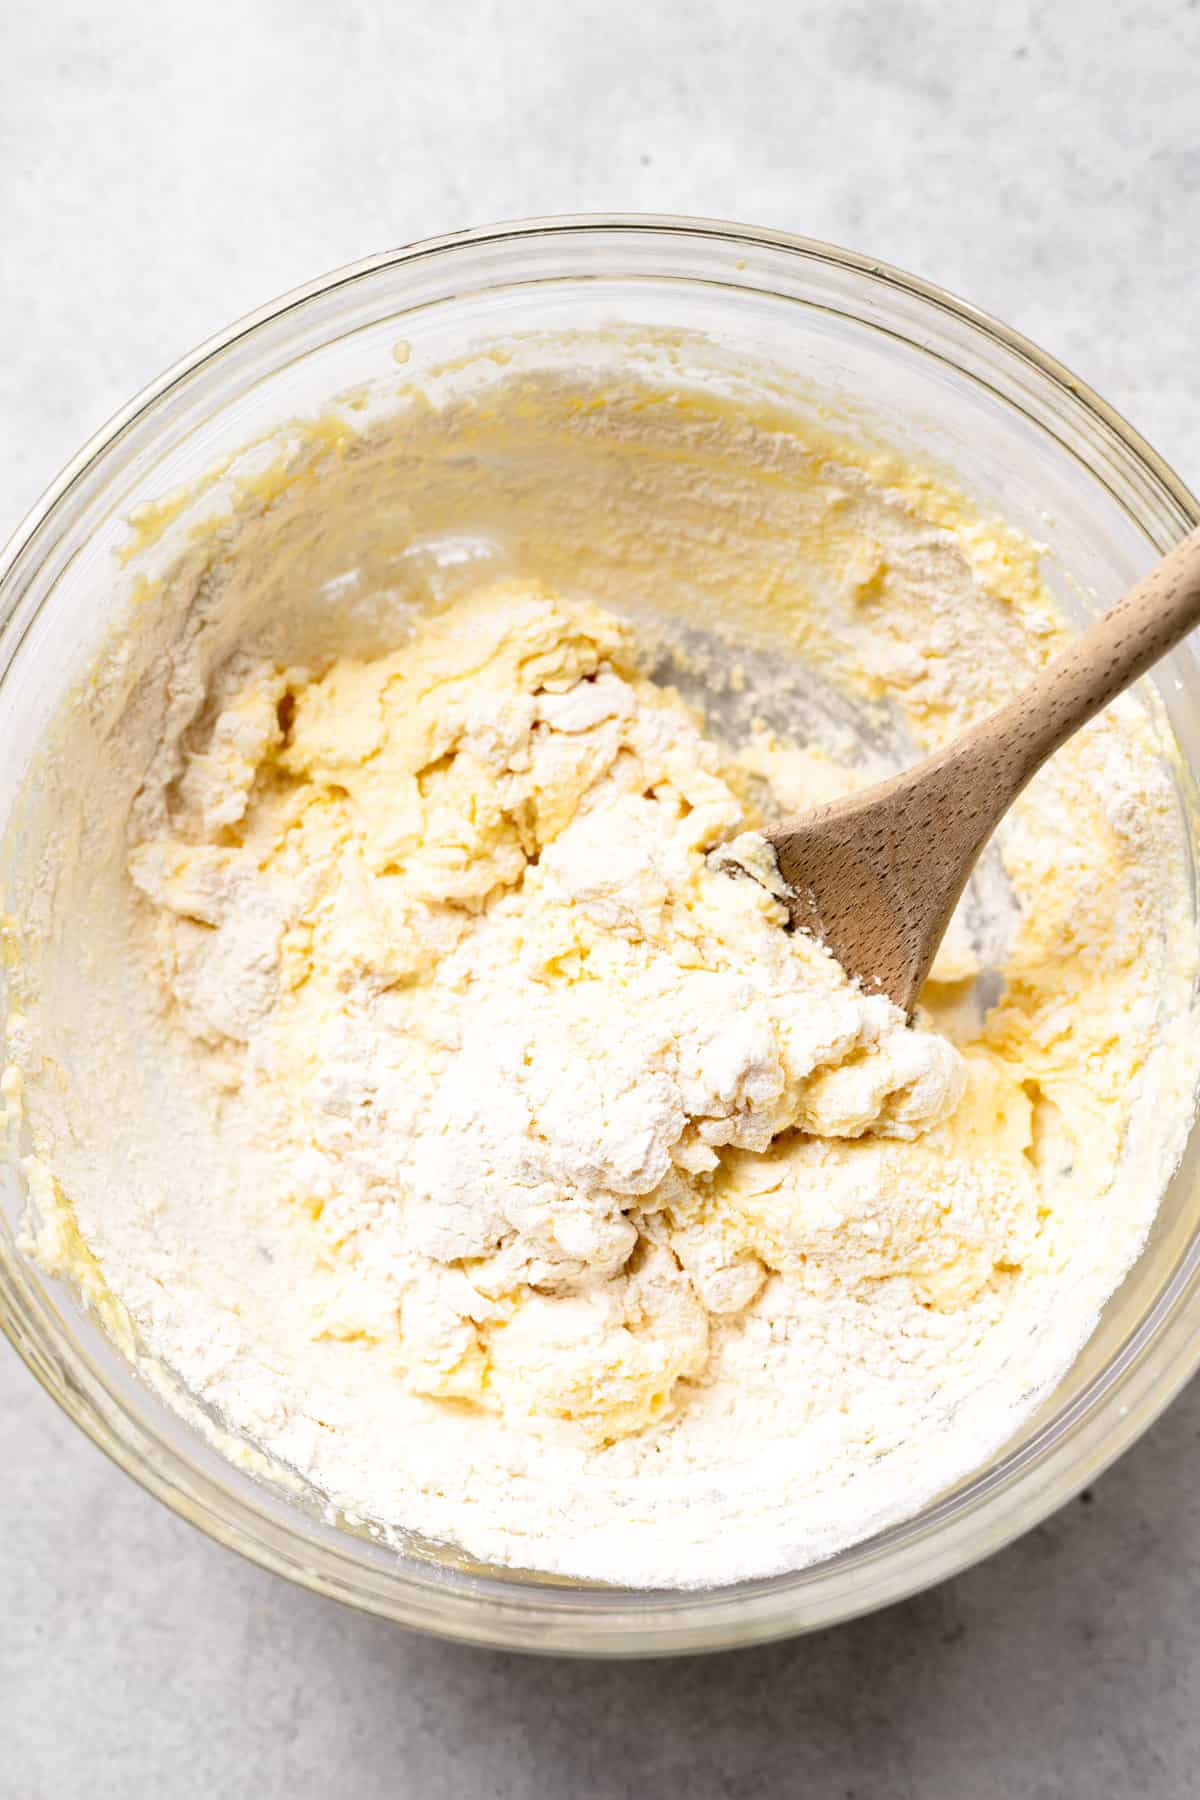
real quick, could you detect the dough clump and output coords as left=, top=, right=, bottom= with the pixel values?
left=129, top=581, right=968, bottom=1441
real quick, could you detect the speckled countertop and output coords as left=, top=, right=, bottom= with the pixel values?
left=4, top=2, right=1200, bottom=1794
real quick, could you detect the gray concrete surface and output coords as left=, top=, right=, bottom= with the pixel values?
left=3, top=1, right=1200, bottom=1793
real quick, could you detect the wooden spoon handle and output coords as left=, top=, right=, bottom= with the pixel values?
left=762, top=525, right=1200, bottom=1014
left=970, top=523, right=1200, bottom=796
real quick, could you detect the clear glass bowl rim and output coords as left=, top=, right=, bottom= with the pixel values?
left=2, top=212, right=1199, bottom=1657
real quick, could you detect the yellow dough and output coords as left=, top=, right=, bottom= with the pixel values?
left=128, top=582, right=967, bottom=1440
left=5, top=357, right=1195, bottom=1587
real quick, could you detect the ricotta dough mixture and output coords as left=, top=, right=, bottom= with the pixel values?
left=4, top=360, right=1197, bottom=1587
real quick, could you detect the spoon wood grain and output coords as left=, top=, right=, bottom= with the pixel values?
left=759, top=526, right=1200, bottom=1013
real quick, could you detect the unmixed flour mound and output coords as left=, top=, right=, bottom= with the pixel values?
left=5, top=373, right=1196, bottom=1587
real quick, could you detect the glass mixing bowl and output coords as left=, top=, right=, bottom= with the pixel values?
left=2, top=216, right=1199, bottom=1655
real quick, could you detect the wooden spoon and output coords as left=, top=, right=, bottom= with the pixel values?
left=754, top=525, right=1200, bottom=1014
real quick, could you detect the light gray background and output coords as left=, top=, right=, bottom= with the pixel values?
left=3, top=2, right=1199, bottom=1795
